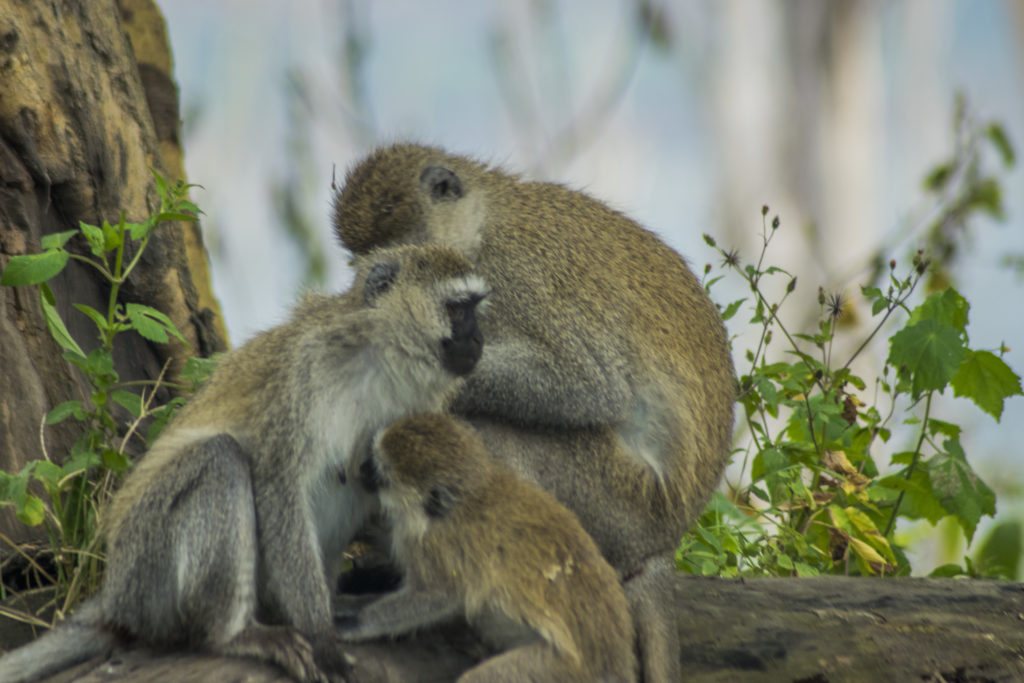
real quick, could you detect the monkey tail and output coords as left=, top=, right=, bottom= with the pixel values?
left=0, top=599, right=117, bottom=683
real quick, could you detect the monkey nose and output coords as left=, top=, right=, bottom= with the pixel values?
left=442, top=327, right=483, bottom=376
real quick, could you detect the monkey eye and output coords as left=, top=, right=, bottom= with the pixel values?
left=364, top=262, right=398, bottom=303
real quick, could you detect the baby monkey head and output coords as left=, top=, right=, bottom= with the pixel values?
left=364, top=414, right=492, bottom=522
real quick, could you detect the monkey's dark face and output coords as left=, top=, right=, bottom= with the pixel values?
left=356, top=245, right=486, bottom=379
left=440, top=294, right=484, bottom=376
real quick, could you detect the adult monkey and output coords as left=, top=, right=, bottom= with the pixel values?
left=0, top=244, right=487, bottom=683
left=334, top=144, right=734, bottom=681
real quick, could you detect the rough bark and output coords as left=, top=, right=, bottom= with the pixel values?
left=3, top=576, right=1023, bottom=682
left=0, top=0, right=227, bottom=543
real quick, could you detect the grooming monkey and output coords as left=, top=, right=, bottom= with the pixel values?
left=333, top=143, right=735, bottom=573
left=343, top=413, right=637, bottom=683
left=334, top=144, right=734, bottom=681
left=0, top=245, right=487, bottom=683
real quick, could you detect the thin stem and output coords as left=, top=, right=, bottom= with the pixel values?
left=884, top=392, right=933, bottom=537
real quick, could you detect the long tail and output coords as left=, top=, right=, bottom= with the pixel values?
left=0, top=599, right=116, bottom=683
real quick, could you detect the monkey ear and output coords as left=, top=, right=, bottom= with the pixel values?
left=424, top=485, right=459, bottom=519
left=364, top=261, right=398, bottom=304
left=419, top=166, right=463, bottom=202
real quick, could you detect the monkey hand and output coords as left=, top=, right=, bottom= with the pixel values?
left=310, top=631, right=356, bottom=682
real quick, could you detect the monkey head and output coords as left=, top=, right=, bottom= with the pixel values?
left=348, top=244, right=487, bottom=385
left=334, top=144, right=486, bottom=256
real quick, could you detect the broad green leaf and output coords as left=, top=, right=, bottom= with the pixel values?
left=927, top=419, right=962, bottom=440
left=16, top=494, right=45, bottom=526
left=929, top=563, right=968, bottom=578
left=39, top=283, right=85, bottom=356
left=877, top=469, right=945, bottom=524
left=179, top=356, right=219, bottom=388
left=972, top=520, right=1021, bottom=580
left=101, top=448, right=131, bottom=473
left=32, top=461, right=64, bottom=487
left=887, top=318, right=965, bottom=395
left=79, top=221, right=105, bottom=258
left=102, top=219, right=121, bottom=251
left=794, top=562, right=819, bottom=577
left=951, top=349, right=1022, bottom=421
left=112, top=390, right=143, bottom=418
left=1, top=250, right=69, bottom=286
left=127, top=220, right=151, bottom=241
left=46, top=400, right=83, bottom=425
left=750, top=448, right=787, bottom=483
left=907, top=288, right=969, bottom=337
left=85, top=348, right=115, bottom=378
left=40, top=230, right=78, bottom=250
left=928, top=439, right=996, bottom=543
left=125, top=303, right=187, bottom=345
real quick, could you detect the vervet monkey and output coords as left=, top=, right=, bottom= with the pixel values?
left=342, top=413, right=637, bottom=683
left=333, top=143, right=735, bottom=573
left=334, top=144, right=734, bottom=682
left=0, top=245, right=487, bottom=683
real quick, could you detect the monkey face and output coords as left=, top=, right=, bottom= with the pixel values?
left=370, top=414, right=491, bottom=524
left=355, top=245, right=487, bottom=383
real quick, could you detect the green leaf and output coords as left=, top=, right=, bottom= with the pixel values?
left=1, top=250, right=69, bottom=286
left=41, top=230, right=78, bottom=250
left=986, top=123, right=1015, bottom=167
left=928, top=439, right=996, bottom=543
left=153, top=211, right=199, bottom=223
left=32, top=458, right=63, bottom=485
left=929, top=563, right=968, bottom=578
left=16, top=495, right=45, bottom=526
left=951, top=349, right=1022, bottom=421
left=46, top=400, right=84, bottom=425
left=39, top=283, right=85, bottom=357
left=972, top=521, right=1021, bottom=580
left=887, top=318, right=966, bottom=395
left=101, top=219, right=122, bottom=251
left=967, top=177, right=1005, bottom=221
left=153, top=168, right=169, bottom=199
left=127, top=220, right=151, bottom=242
left=112, top=390, right=143, bottom=418
left=73, top=303, right=110, bottom=333
left=85, top=348, right=115, bottom=378
left=125, top=303, right=187, bottom=345
left=923, top=163, right=953, bottom=192
left=178, top=356, right=219, bottom=389
left=908, top=288, right=969, bottom=337
left=79, top=221, right=105, bottom=258
left=877, top=469, right=945, bottom=524
left=721, top=298, right=745, bottom=322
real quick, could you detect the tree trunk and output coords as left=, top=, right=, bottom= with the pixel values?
left=0, top=0, right=227, bottom=544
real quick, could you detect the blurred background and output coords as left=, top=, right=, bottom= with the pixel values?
left=160, top=0, right=1024, bottom=575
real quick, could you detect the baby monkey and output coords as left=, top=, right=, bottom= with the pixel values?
left=342, top=413, right=637, bottom=683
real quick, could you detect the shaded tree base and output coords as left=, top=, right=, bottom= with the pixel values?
left=6, top=576, right=1024, bottom=682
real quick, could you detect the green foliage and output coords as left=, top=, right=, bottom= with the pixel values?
left=0, top=172, right=213, bottom=614
left=680, top=111, right=1021, bottom=577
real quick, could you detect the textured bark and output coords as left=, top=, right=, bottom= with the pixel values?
left=4, top=576, right=1023, bottom=682
left=0, top=0, right=227, bottom=543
